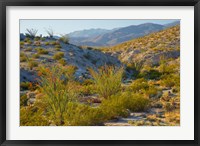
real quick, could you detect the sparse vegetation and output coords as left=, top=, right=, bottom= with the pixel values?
left=20, top=24, right=180, bottom=126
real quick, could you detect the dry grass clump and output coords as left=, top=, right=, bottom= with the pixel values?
left=24, top=47, right=32, bottom=52
left=53, top=52, right=64, bottom=60
left=20, top=53, right=27, bottom=62
left=32, top=53, right=40, bottom=59
left=35, top=47, right=49, bottom=54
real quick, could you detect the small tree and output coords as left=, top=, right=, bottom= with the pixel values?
left=25, top=28, right=38, bottom=38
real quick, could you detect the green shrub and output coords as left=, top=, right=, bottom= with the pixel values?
left=64, top=102, right=104, bottom=126
left=58, top=58, right=66, bottom=66
left=53, top=52, right=64, bottom=60
left=100, top=92, right=150, bottom=120
left=55, top=48, right=61, bottom=51
left=24, top=38, right=30, bottom=42
left=45, top=42, right=50, bottom=45
left=24, top=47, right=32, bottom=52
left=55, top=45, right=62, bottom=48
left=50, top=41, right=57, bottom=45
left=89, top=66, right=124, bottom=99
left=79, top=84, right=96, bottom=95
left=20, top=41, right=24, bottom=45
left=28, top=61, right=38, bottom=69
left=20, top=53, right=27, bottom=62
left=41, top=38, right=46, bottom=41
left=20, top=82, right=30, bottom=90
left=32, top=53, right=40, bottom=59
left=38, top=65, right=78, bottom=125
left=27, top=40, right=33, bottom=44
left=34, top=37, right=40, bottom=41
left=139, top=69, right=162, bottom=80
left=20, top=106, right=49, bottom=126
left=160, top=74, right=180, bottom=88
left=35, top=47, right=49, bottom=54
left=20, top=94, right=28, bottom=106
left=130, top=78, right=149, bottom=92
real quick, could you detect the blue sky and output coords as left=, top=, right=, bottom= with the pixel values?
left=20, top=19, right=179, bottom=36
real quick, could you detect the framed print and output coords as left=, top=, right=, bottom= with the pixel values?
left=0, top=0, right=199, bottom=145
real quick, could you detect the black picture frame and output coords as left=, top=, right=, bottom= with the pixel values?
left=0, top=0, right=199, bottom=146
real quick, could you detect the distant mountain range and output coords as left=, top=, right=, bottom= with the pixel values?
left=67, top=21, right=180, bottom=47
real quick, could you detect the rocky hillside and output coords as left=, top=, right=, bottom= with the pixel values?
left=20, top=38, right=121, bottom=83
left=103, top=25, right=180, bottom=67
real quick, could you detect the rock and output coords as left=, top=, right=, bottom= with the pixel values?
left=27, top=91, right=37, bottom=105
left=27, top=98, right=36, bottom=105
left=20, top=90, right=29, bottom=97
left=27, top=92, right=36, bottom=99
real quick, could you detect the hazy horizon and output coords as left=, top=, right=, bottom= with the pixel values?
left=20, top=19, right=179, bottom=36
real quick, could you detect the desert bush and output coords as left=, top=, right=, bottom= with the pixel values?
left=160, top=74, right=180, bottom=88
left=79, top=84, right=96, bottom=95
left=24, top=38, right=30, bottom=42
left=129, top=78, right=149, bottom=92
left=64, top=102, right=104, bottom=126
left=139, top=69, right=162, bottom=80
left=89, top=65, right=124, bottom=99
left=55, top=48, right=61, bottom=51
left=20, top=106, right=49, bottom=126
left=27, top=40, right=33, bottom=44
left=59, top=34, right=69, bottom=44
left=100, top=92, right=150, bottom=120
left=32, top=53, right=40, bottom=59
left=20, top=56, right=27, bottom=62
left=25, top=28, right=38, bottom=38
left=20, top=41, right=24, bottom=45
left=28, top=61, right=38, bottom=69
left=34, top=37, right=41, bottom=41
left=41, top=38, right=46, bottom=41
left=55, top=45, right=62, bottom=48
left=50, top=41, right=58, bottom=45
left=20, top=53, right=27, bottom=62
left=20, top=94, right=28, bottom=106
left=45, top=42, right=50, bottom=45
left=20, top=82, right=34, bottom=90
left=38, top=65, right=78, bottom=125
left=53, top=52, right=64, bottom=60
left=129, top=78, right=160, bottom=98
left=58, top=58, right=66, bottom=66
left=24, top=47, right=32, bottom=52
left=35, top=47, right=49, bottom=54
left=20, top=82, right=29, bottom=90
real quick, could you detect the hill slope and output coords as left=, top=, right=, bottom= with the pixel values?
left=103, top=25, right=180, bottom=66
